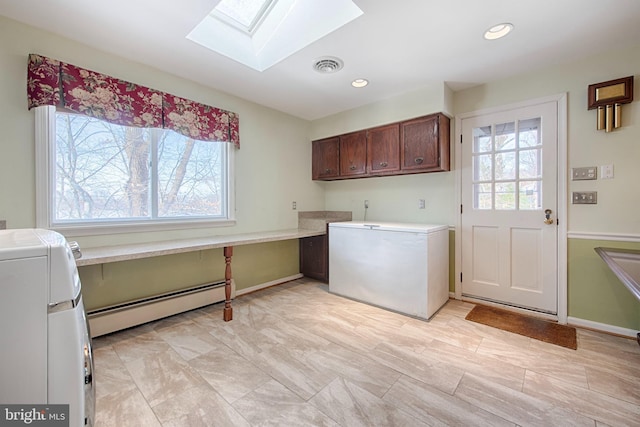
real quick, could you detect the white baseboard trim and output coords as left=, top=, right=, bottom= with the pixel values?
left=568, top=316, right=638, bottom=338
left=88, top=280, right=232, bottom=337
left=88, top=274, right=304, bottom=337
left=236, top=274, right=304, bottom=296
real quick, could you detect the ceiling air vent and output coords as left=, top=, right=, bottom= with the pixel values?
left=313, top=57, right=344, bottom=74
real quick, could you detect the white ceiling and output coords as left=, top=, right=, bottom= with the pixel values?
left=2, top=0, right=640, bottom=120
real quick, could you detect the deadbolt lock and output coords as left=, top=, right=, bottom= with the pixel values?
left=544, top=209, right=554, bottom=225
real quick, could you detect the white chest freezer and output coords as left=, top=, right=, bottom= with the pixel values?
left=329, top=221, right=449, bottom=319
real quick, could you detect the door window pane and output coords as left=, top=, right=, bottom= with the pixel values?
left=518, top=118, right=541, bottom=148
left=495, top=122, right=515, bottom=151
left=519, top=181, right=542, bottom=210
left=474, top=183, right=493, bottom=210
left=473, top=126, right=492, bottom=153
left=519, top=148, right=541, bottom=179
left=473, top=154, right=493, bottom=181
left=495, top=182, right=516, bottom=210
left=495, top=152, right=516, bottom=180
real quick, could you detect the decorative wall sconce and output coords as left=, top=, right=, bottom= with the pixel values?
left=588, top=76, right=634, bottom=132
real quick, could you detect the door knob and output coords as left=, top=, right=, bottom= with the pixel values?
left=544, top=209, right=554, bottom=225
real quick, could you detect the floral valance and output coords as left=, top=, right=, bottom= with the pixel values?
left=27, top=54, right=240, bottom=148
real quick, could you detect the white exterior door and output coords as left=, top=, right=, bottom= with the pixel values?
left=461, top=101, right=558, bottom=313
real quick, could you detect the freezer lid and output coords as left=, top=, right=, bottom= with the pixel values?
left=328, top=221, right=448, bottom=233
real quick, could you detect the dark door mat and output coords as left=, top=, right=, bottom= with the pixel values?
left=465, top=304, right=577, bottom=350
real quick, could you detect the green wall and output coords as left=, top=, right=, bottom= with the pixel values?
left=232, top=240, right=300, bottom=291
left=568, top=238, right=640, bottom=330
left=79, top=240, right=299, bottom=311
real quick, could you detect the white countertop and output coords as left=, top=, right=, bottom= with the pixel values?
left=76, top=228, right=324, bottom=266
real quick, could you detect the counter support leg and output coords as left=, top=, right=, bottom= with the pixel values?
left=223, top=246, right=233, bottom=321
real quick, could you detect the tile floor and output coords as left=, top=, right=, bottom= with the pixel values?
left=92, top=279, right=640, bottom=426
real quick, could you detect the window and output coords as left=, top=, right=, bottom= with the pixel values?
left=212, top=0, right=276, bottom=34
left=472, top=118, right=542, bottom=211
left=36, top=107, right=234, bottom=234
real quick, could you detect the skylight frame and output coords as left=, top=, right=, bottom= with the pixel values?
left=212, top=0, right=278, bottom=35
left=188, top=0, right=363, bottom=72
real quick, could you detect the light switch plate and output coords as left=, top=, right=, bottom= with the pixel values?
left=572, top=191, right=597, bottom=204
left=572, top=167, right=597, bottom=180
left=601, top=164, right=614, bottom=179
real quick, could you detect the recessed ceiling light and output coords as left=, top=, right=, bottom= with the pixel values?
left=351, top=78, right=369, bottom=88
left=484, top=23, right=513, bottom=40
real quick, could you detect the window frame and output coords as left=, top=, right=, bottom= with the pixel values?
left=35, top=106, right=236, bottom=236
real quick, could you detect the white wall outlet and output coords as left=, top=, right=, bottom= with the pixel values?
left=601, top=164, right=614, bottom=179
left=364, top=200, right=369, bottom=209
left=418, top=199, right=426, bottom=209
left=292, top=201, right=297, bottom=210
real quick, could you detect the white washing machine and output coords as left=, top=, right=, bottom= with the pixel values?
left=0, top=229, right=94, bottom=427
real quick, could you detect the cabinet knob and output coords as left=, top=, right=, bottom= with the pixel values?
left=349, top=165, right=356, bottom=170
left=379, top=161, right=388, bottom=167
left=324, top=168, right=331, bottom=173
left=414, top=157, right=424, bottom=164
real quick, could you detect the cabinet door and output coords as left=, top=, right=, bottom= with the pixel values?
left=340, top=131, right=367, bottom=176
left=367, top=123, right=400, bottom=174
left=401, top=114, right=450, bottom=172
left=312, top=137, right=340, bottom=180
left=299, top=235, right=328, bottom=282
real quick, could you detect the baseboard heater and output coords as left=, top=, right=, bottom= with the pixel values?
left=87, top=280, right=235, bottom=338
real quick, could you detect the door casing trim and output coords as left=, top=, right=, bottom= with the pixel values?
left=454, top=93, right=568, bottom=324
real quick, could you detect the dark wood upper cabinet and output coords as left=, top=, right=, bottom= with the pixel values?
left=401, top=114, right=450, bottom=172
left=312, top=137, right=340, bottom=180
left=312, top=112, right=450, bottom=180
left=339, top=131, right=367, bottom=176
left=367, top=123, right=400, bottom=174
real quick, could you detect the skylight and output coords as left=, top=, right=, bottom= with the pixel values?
left=212, top=0, right=276, bottom=34
left=187, top=0, right=363, bottom=72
